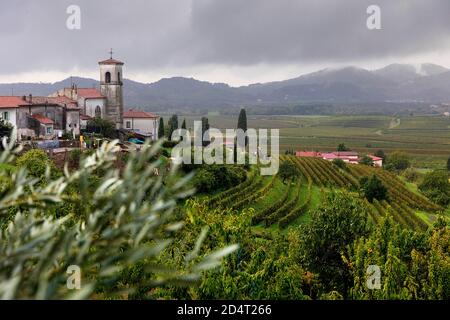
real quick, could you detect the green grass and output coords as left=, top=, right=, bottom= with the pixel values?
left=248, top=177, right=287, bottom=212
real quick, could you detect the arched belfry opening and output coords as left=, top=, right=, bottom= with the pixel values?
left=105, top=72, right=111, bottom=84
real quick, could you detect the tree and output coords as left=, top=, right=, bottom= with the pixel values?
left=299, top=192, right=369, bottom=297
left=374, top=149, right=386, bottom=159
left=403, top=167, right=420, bottom=183
left=447, top=155, right=450, bottom=172
left=278, top=160, right=299, bottom=184
left=201, top=117, right=209, bottom=147
left=386, top=151, right=410, bottom=172
left=349, top=216, right=450, bottom=300
left=418, top=170, right=450, bottom=206
left=158, top=117, right=165, bottom=139
left=237, top=109, right=247, bottom=132
left=167, top=114, right=178, bottom=141
left=237, top=109, right=248, bottom=147
left=332, top=158, right=347, bottom=171
left=359, top=155, right=374, bottom=166
left=86, top=118, right=116, bottom=139
left=337, top=143, right=350, bottom=151
left=0, top=119, right=12, bottom=141
left=359, top=175, right=388, bottom=203
left=0, top=138, right=236, bottom=299
left=15, top=149, right=59, bottom=182
left=181, top=118, right=187, bottom=130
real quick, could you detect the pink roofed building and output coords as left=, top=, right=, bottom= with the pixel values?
left=296, top=150, right=381, bottom=166
left=295, top=151, right=322, bottom=158
left=369, top=155, right=383, bottom=167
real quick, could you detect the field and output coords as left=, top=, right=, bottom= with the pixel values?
left=204, top=156, right=445, bottom=232
left=174, top=114, right=450, bottom=169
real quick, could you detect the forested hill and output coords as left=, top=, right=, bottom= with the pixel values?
left=1, top=64, right=450, bottom=112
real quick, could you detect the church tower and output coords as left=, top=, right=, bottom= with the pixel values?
left=99, top=50, right=124, bottom=129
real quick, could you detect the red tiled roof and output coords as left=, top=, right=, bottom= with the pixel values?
left=334, top=151, right=358, bottom=156
left=32, top=114, right=54, bottom=125
left=80, top=114, right=92, bottom=120
left=77, top=88, right=104, bottom=99
left=0, top=96, right=30, bottom=108
left=322, top=153, right=339, bottom=160
left=31, top=96, right=79, bottom=109
left=124, top=110, right=158, bottom=119
left=296, top=151, right=321, bottom=157
left=98, top=58, right=124, bottom=65
left=369, top=155, right=383, bottom=161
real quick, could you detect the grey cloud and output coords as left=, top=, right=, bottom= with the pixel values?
left=0, top=0, right=450, bottom=75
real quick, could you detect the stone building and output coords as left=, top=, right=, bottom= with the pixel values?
left=99, top=55, right=124, bottom=129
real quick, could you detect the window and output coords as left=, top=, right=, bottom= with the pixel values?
left=105, top=72, right=111, bottom=83
left=2, top=111, right=8, bottom=121
left=46, top=126, right=53, bottom=135
left=95, top=105, right=102, bottom=118
left=126, top=121, right=131, bottom=129
left=118, top=72, right=121, bottom=82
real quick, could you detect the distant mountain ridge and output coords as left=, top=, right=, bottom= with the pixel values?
left=1, top=63, right=449, bottom=110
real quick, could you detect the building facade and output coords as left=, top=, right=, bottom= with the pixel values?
left=1, top=54, right=160, bottom=141
left=123, top=110, right=159, bottom=140
left=99, top=57, right=124, bottom=129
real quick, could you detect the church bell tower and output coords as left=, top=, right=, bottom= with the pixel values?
left=99, top=49, right=124, bottom=129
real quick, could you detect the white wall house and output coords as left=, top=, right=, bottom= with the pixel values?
left=74, top=89, right=106, bottom=119
left=0, top=97, right=28, bottom=138
left=123, top=110, right=159, bottom=140
left=0, top=107, right=18, bottom=128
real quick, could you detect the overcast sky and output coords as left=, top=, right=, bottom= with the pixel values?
left=1, top=0, right=450, bottom=86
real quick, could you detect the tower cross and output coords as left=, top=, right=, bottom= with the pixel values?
left=109, top=48, right=114, bottom=59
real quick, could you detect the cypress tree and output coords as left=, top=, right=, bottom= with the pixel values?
left=167, top=114, right=178, bottom=141
left=158, top=117, right=165, bottom=139
left=201, top=117, right=209, bottom=146
left=237, top=108, right=247, bottom=132
left=237, top=108, right=248, bottom=147
left=181, top=118, right=187, bottom=130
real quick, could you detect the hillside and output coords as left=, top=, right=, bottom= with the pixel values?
left=205, top=156, right=443, bottom=231
left=1, top=63, right=450, bottom=110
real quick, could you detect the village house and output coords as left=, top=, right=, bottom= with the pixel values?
left=0, top=54, right=159, bottom=142
left=123, top=110, right=159, bottom=140
left=296, top=150, right=383, bottom=167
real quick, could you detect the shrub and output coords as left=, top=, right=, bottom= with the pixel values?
left=359, top=175, right=388, bottom=203
left=16, top=149, right=59, bottom=180
left=299, top=191, right=369, bottom=295
left=193, top=165, right=246, bottom=194
left=332, top=158, right=347, bottom=170
left=86, top=118, right=116, bottom=138
left=0, top=138, right=236, bottom=299
left=418, top=170, right=450, bottom=206
left=69, top=149, right=83, bottom=167
left=359, top=155, right=374, bottom=166
left=403, top=167, right=420, bottom=183
left=386, top=151, right=410, bottom=172
left=278, top=160, right=299, bottom=184
left=193, top=168, right=217, bottom=193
